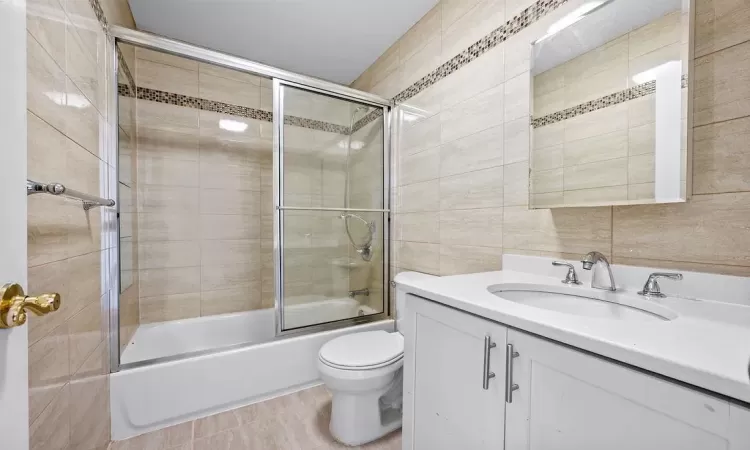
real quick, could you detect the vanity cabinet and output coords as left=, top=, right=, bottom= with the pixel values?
left=505, top=329, right=747, bottom=450
left=403, top=294, right=750, bottom=450
left=403, top=295, right=508, bottom=450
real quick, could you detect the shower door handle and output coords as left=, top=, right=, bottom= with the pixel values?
left=482, top=335, right=496, bottom=390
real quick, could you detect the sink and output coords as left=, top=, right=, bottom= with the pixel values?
left=488, top=283, right=678, bottom=322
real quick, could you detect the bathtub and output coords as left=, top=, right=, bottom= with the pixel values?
left=120, top=297, right=375, bottom=364
left=111, top=298, right=392, bottom=440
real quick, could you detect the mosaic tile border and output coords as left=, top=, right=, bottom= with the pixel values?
left=532, top=81, right=655, bottom=128
left=119, top=84, right=352, bottom=134
left=85, top=0, right=138, bottom=94
left=117, top=50, right=137, bottom=95
left=531, top=74, right=690, bottom=128
left=87, top=0, right=107, bottom=30
left=352, top=109, right=384, bottom=133
left=391, top=0, right=571, bottom=105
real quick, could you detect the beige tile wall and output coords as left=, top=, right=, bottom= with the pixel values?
left=130, top=53, right=387, bottom=322
left=131, top=48, right=273, bottom=323
left=347, top=117, right=387, bottom=312
left=352, top=0, right=750, bottom=278
left=118, top=45, right=139, bottom=352
left=26, top=0, right=137, bottom=448
left=531, top=11, right=686, bottom=206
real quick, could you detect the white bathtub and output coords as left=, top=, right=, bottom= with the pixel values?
left=120, top=298, right=375, bottom=364
left=111, top=298, right=392, bottom=440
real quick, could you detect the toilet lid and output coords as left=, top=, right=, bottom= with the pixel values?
left=319, top=331, right=404, bottom=369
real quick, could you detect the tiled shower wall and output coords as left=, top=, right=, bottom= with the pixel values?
left=353, top=0, right=750, bottom=278
left=531, top=10, right=688, bottom=206
left=347, top=116, right=387, bottom=311
left=117, top=44, right=139, bottom=352
left=131, top=47, right=277, bottom=323
left=127, top=50, right=382, bottom=324
left=26, top=0, right=136, bottom=448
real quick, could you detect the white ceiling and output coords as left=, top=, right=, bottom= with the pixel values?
left=127, top=0, right=438, bottom=85
left=532, top=0, right=682, bottom=75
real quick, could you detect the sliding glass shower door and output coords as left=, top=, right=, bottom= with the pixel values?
left=273, top=80, right=389, bottom=334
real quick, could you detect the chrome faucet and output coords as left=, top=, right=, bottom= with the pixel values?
left=580, top=251, right=616, bottom=291
left=552, top=261, right=581, bottom=285
left=638, top=272, right=683, bottom=297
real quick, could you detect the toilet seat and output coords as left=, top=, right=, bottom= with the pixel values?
left=319, top=331, right=404, bottom=371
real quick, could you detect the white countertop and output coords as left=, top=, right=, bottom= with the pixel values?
left=395, top=269, right=750, bottom=404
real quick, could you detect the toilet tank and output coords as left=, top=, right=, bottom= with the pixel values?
left=393, top=272, right=439, bottom=333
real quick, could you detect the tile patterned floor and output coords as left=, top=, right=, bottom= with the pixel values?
left=109, top=385, right=401, bottom=450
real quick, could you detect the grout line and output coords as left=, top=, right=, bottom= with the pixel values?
left=27, top=108, right=105, bottom=165
left=694, top=36, right=750, bottom=61
left=693, top=112, right=750, bottom=129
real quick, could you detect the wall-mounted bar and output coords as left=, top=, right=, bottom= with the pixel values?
left=27, top=179, right=116, bottom=211
left=276, top=206, right=390, bottom=213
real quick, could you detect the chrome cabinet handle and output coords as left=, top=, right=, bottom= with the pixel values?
left=482, top=335, right=497, bottom=390
left=505, top=344, right=520, bottom=403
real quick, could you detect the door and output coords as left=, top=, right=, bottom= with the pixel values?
left=273, top=79, right=390, bottom=334
left=0, top=0, right=29, bottom=448
left=505, top=329, right=741, bottom=450
left=403, top=295, right=507, bottom=450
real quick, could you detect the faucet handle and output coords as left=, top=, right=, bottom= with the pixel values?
left=638, top=272, right=683, bottom=298
left=552, top=261, right=582, bottom=285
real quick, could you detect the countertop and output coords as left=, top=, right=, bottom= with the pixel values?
left=395, top=270, right=750, bottom=404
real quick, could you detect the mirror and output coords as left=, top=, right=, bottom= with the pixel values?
left=529, top=0, right=689, bottom=208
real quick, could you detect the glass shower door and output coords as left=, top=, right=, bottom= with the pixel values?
left=273, top=80, right=389, bottom=334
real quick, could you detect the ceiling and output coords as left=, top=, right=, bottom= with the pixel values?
left=532, top=0, right=681, bottom=75
left=127, top=0, right=438, bottom=85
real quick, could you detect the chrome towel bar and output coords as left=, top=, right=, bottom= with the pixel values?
left=27, top=179, right=116, bottom=211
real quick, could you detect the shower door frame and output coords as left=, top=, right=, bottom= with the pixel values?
left=106, top=26, right=393, bottom=372
left=273, top=79, right=391, bottom=337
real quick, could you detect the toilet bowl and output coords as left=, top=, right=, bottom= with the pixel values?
left=318, top=330, right=404, bottom=446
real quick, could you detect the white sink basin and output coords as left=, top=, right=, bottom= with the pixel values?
left=488, top=283, right=678, bottom=322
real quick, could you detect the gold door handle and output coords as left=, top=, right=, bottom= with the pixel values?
left=0, top=283, right=61, bottom=329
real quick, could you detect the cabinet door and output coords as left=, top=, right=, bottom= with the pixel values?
left=403, top=295, right=507, bottom=450
left=505, top=330, right=738, bottom=450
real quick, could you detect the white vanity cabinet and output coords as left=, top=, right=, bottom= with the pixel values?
left=505, top=329, right=749, bottom=450
left=403, top=294, right=750, bottom=450
left=403, top=295, right=508, bottom=450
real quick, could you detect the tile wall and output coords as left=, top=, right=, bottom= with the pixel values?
left=25, top=0, right=136, bottom=448
left=347, top=116, right=387, bottom=312
left=130, top=47, right=276, bottom=323
left=128, top=49, right=388, bottom=324
left=352, top=0, right=750, bottom=278
left=531, top=10, right=688, bottom=206
left=118, top=43, right=139, bottom=352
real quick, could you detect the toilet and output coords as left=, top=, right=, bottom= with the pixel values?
left=317, top=290, right=410, bottom=446
left=318, top=330, right=404, bottom=446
